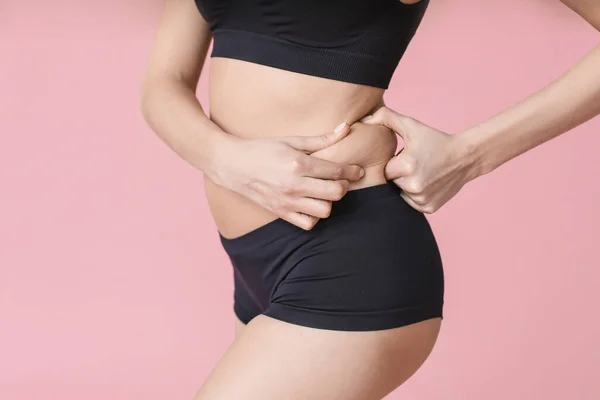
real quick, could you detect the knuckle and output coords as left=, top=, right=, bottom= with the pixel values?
left=317, top=202, right=332, bottom=218
left=299, top=221, right=311, bottom=231
left=297, top=216, right=312, bottom=231
left=305, top=217, right=318, bottom=230
left=319, top=132, right=332, bottom=144
left=412, top=194, right=427, bottom=205
left=246, top=180, right=263, bottom=194
left=401, top=158, right=417, bottom=175
left=280, top=183, right=294, bottom=195
left=290, top=157, right=306, bottom=173
left=405, top=179, right=424, bottom=194
left=331, top=166, right=344, bottom=180
left=422, top=204, right=436, bottom=214
left=271, top=196, right=287, bottom=212
left=332, top=183, right=346, bottom=200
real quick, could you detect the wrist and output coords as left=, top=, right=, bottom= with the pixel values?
left=200, top=130, right=240, bottom=184
left=454, top=127, right=493, bottom=180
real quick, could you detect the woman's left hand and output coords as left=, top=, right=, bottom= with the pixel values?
left=362, top=106, right=481, bottom=213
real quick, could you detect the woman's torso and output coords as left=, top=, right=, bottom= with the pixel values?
left=205, top=58, right=398, bottom=239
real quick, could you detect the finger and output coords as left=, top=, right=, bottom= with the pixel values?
left=293, top=178, right=349, bottom=201
left=279, top=122, right=350, bottom=153
left=385, top=154, right=417, bottom=181
left=400, top=191, right=425, bottom=213
left=392, top=176, right=406, bottom=190
left=302, top=157, right=365, bottom=182
left=248, top=186, right=322, bottom=230
left=287, top=196, right=333, bottom=219
left=389, top=176, right=420, bottom=198
left=361, top=107, right=410, bottom=140
left=282, top=212, right=319, bottom=231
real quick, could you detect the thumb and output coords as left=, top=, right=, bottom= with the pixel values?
left=384, top=153, right=417, bottom=181
left=279, top=122, right=350, bottom=153
left=361, top=107, right=410, bottom=141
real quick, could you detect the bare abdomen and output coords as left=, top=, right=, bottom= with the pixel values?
left=204, top=58, right=397, bottom=238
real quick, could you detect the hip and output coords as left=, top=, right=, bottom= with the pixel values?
left=219, top=181, right=445, bottom=331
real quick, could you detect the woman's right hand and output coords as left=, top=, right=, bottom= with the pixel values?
left=206, top=122, right=365, bottom=230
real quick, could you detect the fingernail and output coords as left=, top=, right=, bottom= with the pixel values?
left=333, top=121, right=347, bottom=134
left=360, top=115, right=372, bottom=122
left=359, top=168, right=365, bottom=177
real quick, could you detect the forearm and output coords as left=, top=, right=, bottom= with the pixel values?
left=139, top=78, right=229, bottom=173
left=460, top=43, right=600, bottom=177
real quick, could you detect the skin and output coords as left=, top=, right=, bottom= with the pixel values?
left=139, top=0, right=600, bottom=399
left=361, top=1, right=600, bottom=214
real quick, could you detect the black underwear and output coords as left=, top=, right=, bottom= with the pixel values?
left=219, top=181, right=444, bottom=331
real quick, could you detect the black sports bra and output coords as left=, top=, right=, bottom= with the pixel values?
left=194, top=0, right=430, bottom=89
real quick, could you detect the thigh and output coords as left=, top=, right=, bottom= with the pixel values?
left=194, top=315, right=442, bottom=400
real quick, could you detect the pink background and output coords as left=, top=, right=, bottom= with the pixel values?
left=1, top=1, right=599, bottom=399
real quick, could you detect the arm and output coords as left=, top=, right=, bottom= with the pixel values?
left=460, top=0, right=600, bottom=177
left=362, top=0, right=600, bottom=213
left=139, top=0, right=363, bottom=229
left=139, top=0, right=226, bottom=174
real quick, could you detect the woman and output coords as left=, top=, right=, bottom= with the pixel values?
left=139, top=0, right=600, bottom=398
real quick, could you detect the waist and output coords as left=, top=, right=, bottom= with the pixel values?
left=219, top=181, right=405, bottom=253
left=205, top=58, right=397, bottom=239
left=208, top=57, right=385, bottom=134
